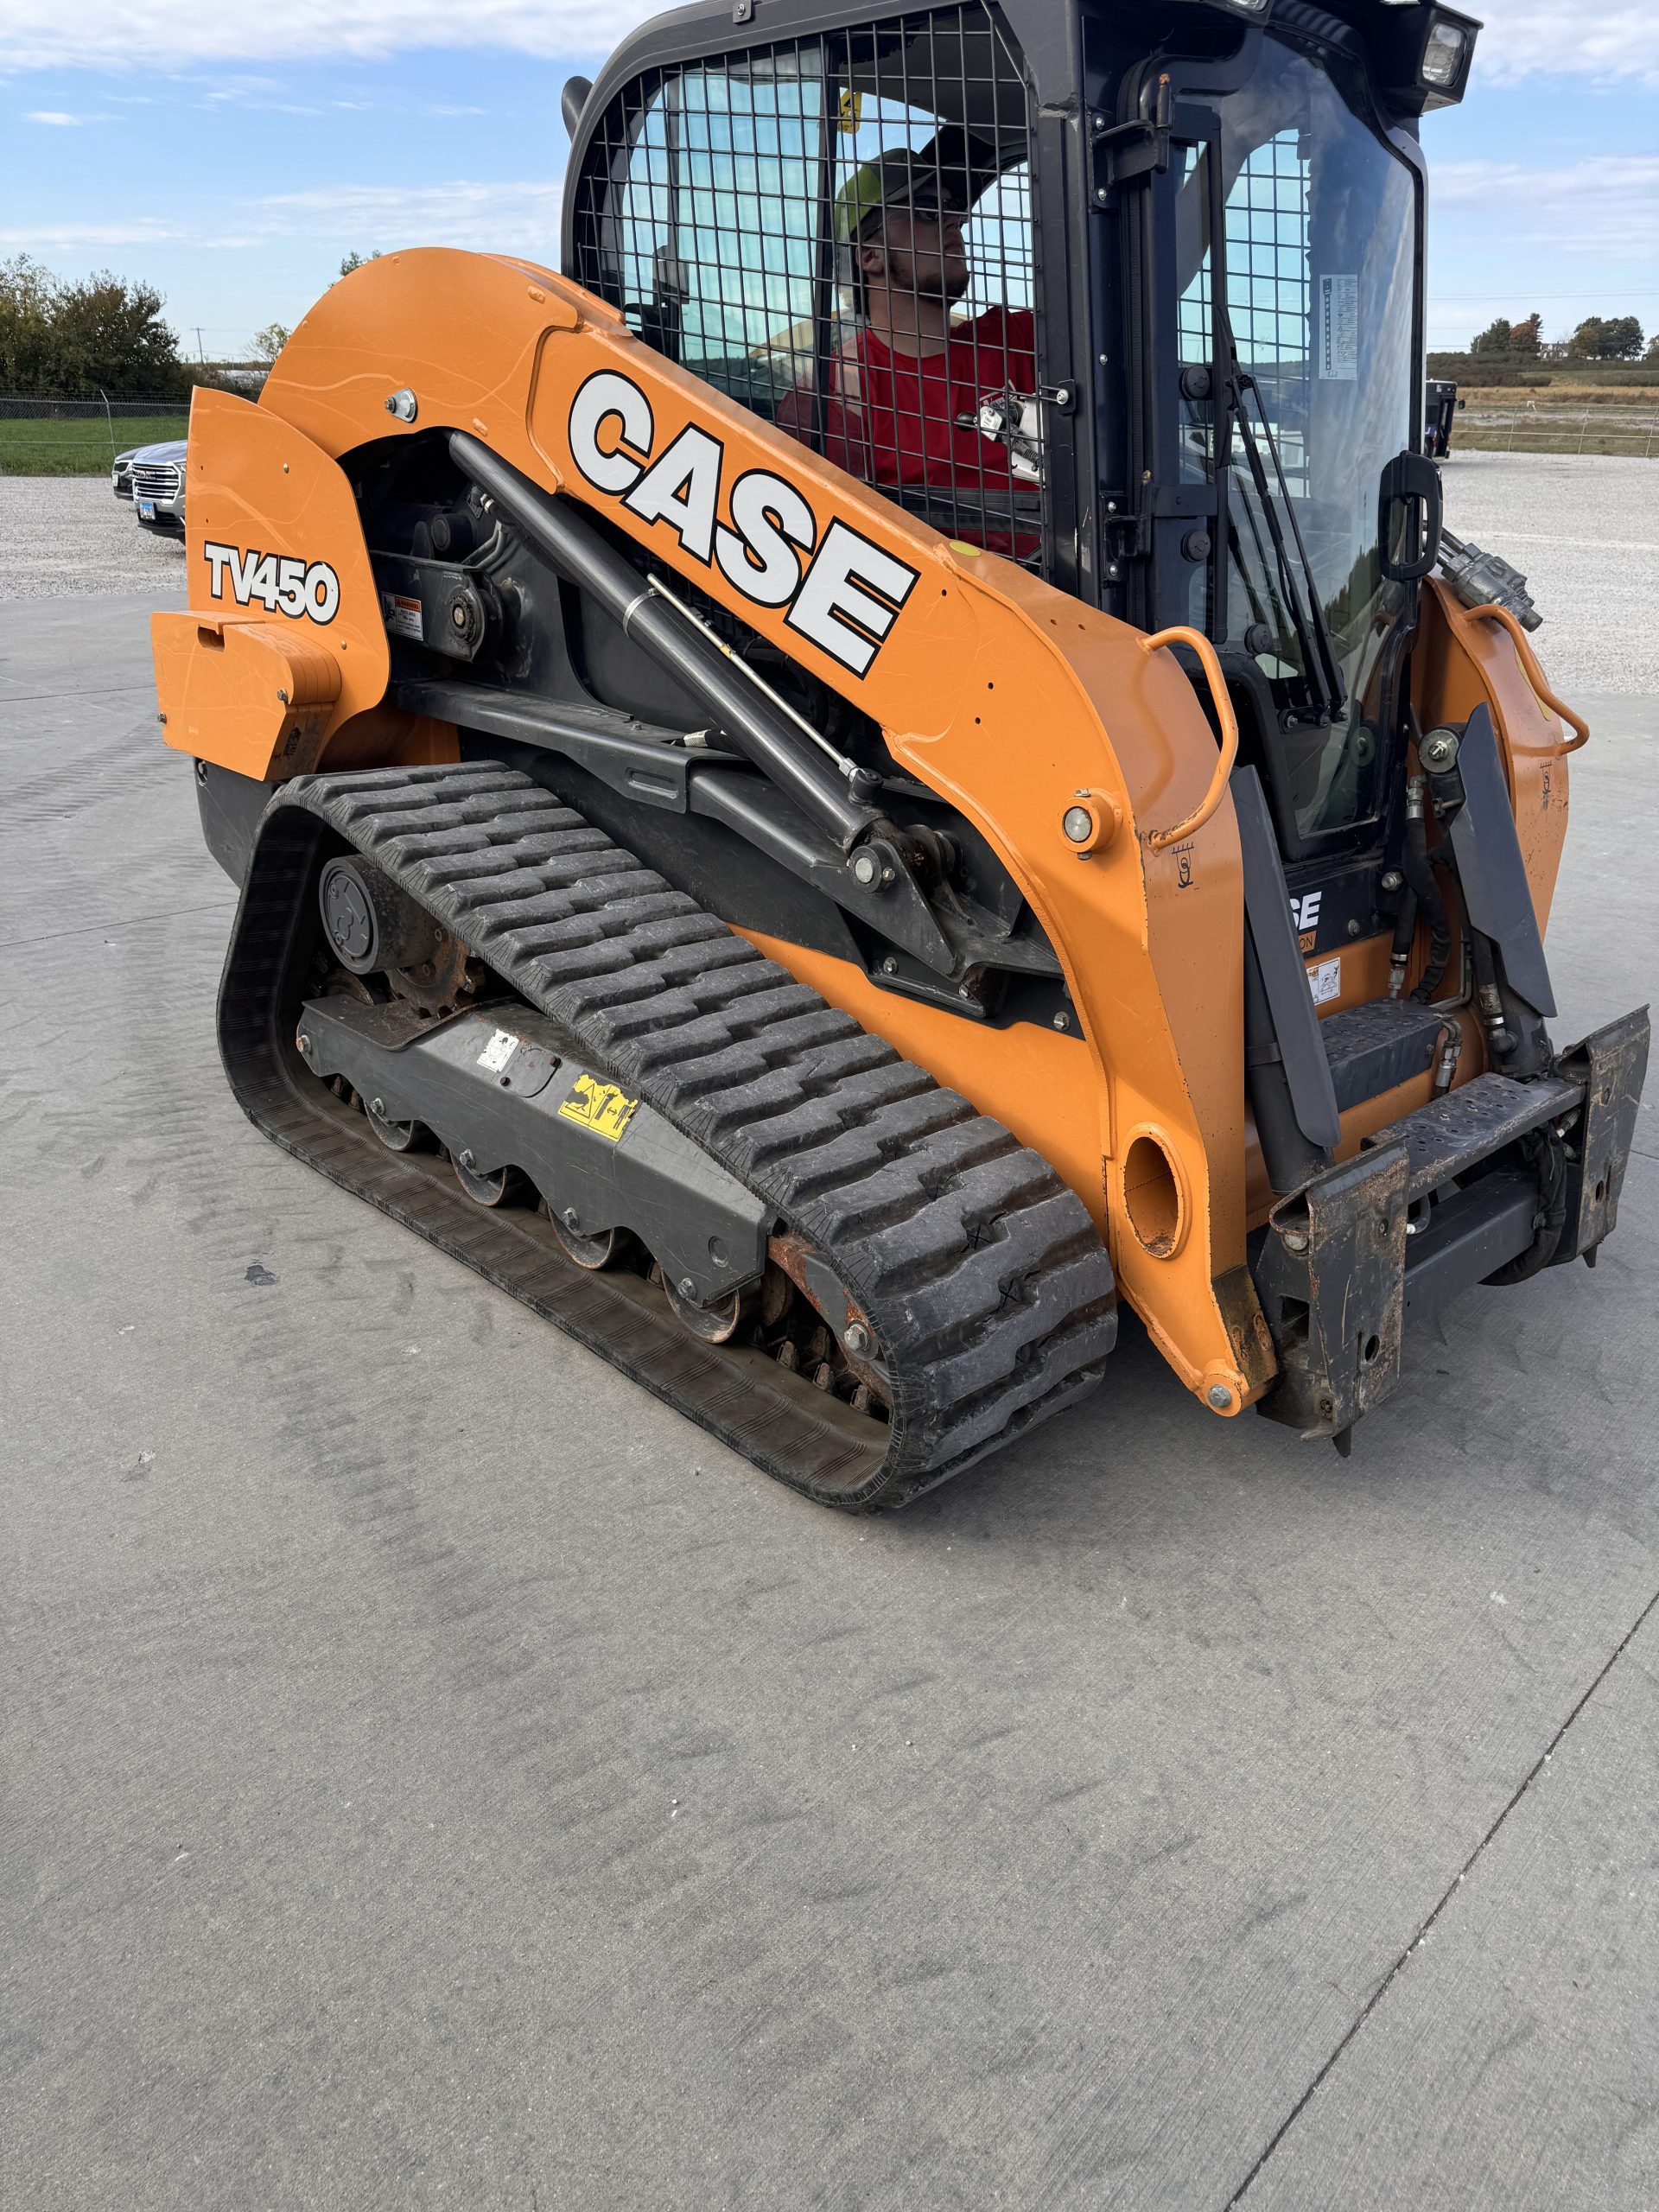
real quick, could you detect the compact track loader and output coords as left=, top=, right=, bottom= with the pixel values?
left=156, top=0, right=1647, bottom=1507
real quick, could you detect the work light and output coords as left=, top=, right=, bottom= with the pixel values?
left=1375, top=3, right=1479, bottom=114
left=1421, top=18, right=1469, bottom=86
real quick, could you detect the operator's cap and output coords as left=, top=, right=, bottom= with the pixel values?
left=833, top=133, right=992, bottom=245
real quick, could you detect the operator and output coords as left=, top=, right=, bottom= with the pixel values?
left=775, top=145, right=1039, bottom=546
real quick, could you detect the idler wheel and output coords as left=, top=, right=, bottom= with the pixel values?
left=365, top=1096, right=425, bottom=1154
left=319, top=856, right=440, bottom=976
left=452, top=1147, right=520, bottom=1207
left=660, top=1269, right=747, bottom=1345
left=543, top=1199, right=627, bottom=1271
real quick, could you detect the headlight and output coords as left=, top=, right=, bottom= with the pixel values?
left=1421, top=20, right=1469, bottom=87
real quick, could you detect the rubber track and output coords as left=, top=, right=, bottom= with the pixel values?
left=222, top=762, right=1116, bottom=1508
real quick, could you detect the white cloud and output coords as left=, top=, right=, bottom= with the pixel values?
left=25, top=109, right=99, bottom=124
left=0, top=177, right=564, bottom=257
left=0, top=1, right=652, bottom=70
left=1474, top=3, right=1659, bottom=87
left=256, top=177, right=566, bottom=252
left=0, top=0, right=1655, bottom=82
left=0, top=217, right=182, bottom=246
left=1434, top=155, right=1659, bottom=257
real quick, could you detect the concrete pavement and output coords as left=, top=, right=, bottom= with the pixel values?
left=2, top=585, right=1655, bottom=2211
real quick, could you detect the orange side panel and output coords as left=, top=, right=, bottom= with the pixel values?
left=171, top=387, right=389, bottom=759
left=1414, top=579, right=1572, bottom=934
left=153, top=608, right=340, bottom=779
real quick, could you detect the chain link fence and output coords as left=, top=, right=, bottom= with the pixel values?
left=0, top=382, right=264, bottom=474
left=1453, top=394, right=1659, bottom=460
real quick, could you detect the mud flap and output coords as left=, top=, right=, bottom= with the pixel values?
left=1253, top=1143, right=1410, bottom=1441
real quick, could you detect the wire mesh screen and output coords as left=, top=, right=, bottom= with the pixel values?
left=1178, top=132, right=1313, bottom=485
left=1175, top=129, right=1316, bottom=638
left=574, top=3, right=1048, bottom=571
left=1225, top=130, right=1311, bottom=491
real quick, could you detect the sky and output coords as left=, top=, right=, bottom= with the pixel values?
left=1, top=0, right=1656, bottom=359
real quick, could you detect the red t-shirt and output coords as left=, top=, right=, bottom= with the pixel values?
left=777, top=308, right=1038, bottom=537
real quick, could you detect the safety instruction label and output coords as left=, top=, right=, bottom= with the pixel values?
left=1308, top=957, right=1343, bottom=1007
left=557, top=1072, right=639, bottom=1143
left=382, top=591, right=424, bottom=641
left=476, top=1028, right=518, bottom=1074
left=1318, top=275, right=1358, bottom=381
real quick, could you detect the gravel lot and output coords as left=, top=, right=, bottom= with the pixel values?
left=1441, top=451, right=1659, bottom=696
left=3, top=452, right=1655, bottom=689
left=0, top=474, right=188, bottom=600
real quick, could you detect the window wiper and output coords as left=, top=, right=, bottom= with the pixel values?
left=1214, top=305, right=1346, bottom=726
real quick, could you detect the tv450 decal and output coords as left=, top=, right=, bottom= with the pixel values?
left=566, top=371, right=918, bottom=679
left=203, top=542, right=341, bottom=625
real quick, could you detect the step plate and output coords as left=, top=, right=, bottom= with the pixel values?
left=1364, top=1070, right=1580, bottom=1203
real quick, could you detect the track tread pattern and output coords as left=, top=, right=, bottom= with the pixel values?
left=248, top=762, right=1116, bottom=1507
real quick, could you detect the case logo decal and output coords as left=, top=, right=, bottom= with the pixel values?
left=566, top=369, right=918, bottom=679
left=203, top=542, right=341, bottom=625
left=557, top=1072, right=639, bottom=1143
left=1288, top=891, right=1324, bottom=935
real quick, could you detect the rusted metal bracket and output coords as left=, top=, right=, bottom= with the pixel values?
left=1253, top=1142, right=1410, bottom=1445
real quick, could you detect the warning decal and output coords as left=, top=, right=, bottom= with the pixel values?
left=1318, top=275, right=1358, bottom=382
left=382, top=591, right=424, bottom=641
left=557, top=1072, right=639, bottom=1143
left=476, top=1028, right=518, bottom=1074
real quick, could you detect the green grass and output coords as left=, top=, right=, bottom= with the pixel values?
left=0, top=414, right=189, bottom=476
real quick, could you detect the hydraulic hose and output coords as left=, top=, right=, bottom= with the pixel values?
left=1388, top=881, right=1418, bottom=1000
left=1400, top=779, right=1451, bottom=1004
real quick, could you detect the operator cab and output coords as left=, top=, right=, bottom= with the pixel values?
left=564, top=0, right=1480, bottom=863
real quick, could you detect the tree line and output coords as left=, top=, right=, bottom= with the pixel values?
left=1468, top=310, right=1655, bottom=364
left=0, top=256, right=197, bottom=399
left=1, top=251, right=385, bottom=397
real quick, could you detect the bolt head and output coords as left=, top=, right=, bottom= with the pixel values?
left=370, top=1097, right=385, bottom=1118
left=844, top=1323, right=870, bottom=1356
left=1281, top=1227, right=1310, bottom=1253
left=296, top=1033, right=311, bottom=1055
left=1381, top=869, right=1404, bottom=892
left=880, top=957, right=899, bottom=976
left=677, top=1276, right=697, bottom=1300
left=1207, top=1383, right=1233, bottom=1411
left=1052, top=1012, right=1069, bottom=1031
left=1062, top=804, right=1095, bottom=844
left=850, top=849, right=880, bottom=887
left=459, top=1148, right=475, bottom=1171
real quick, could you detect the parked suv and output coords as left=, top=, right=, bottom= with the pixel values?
left=114, top=438, right=187, bottom=536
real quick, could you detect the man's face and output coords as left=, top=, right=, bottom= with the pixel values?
left=864, top=201, right=969, bottom=304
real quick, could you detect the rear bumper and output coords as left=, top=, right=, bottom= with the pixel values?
left=1251, top=1007, right=1650, bottom=1441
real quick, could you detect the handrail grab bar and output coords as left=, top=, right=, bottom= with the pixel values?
left=1466, top=601, right=1590, bottom=755
left=1139, top=626, right=1242, bottom=851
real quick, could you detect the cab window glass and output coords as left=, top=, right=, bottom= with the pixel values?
left=576, top=4, right=1048, bottom=574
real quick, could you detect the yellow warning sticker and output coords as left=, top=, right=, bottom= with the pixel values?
left=557, top=1072, right=639, bottom=1143
left=837, top=89, right=863, bottom=134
